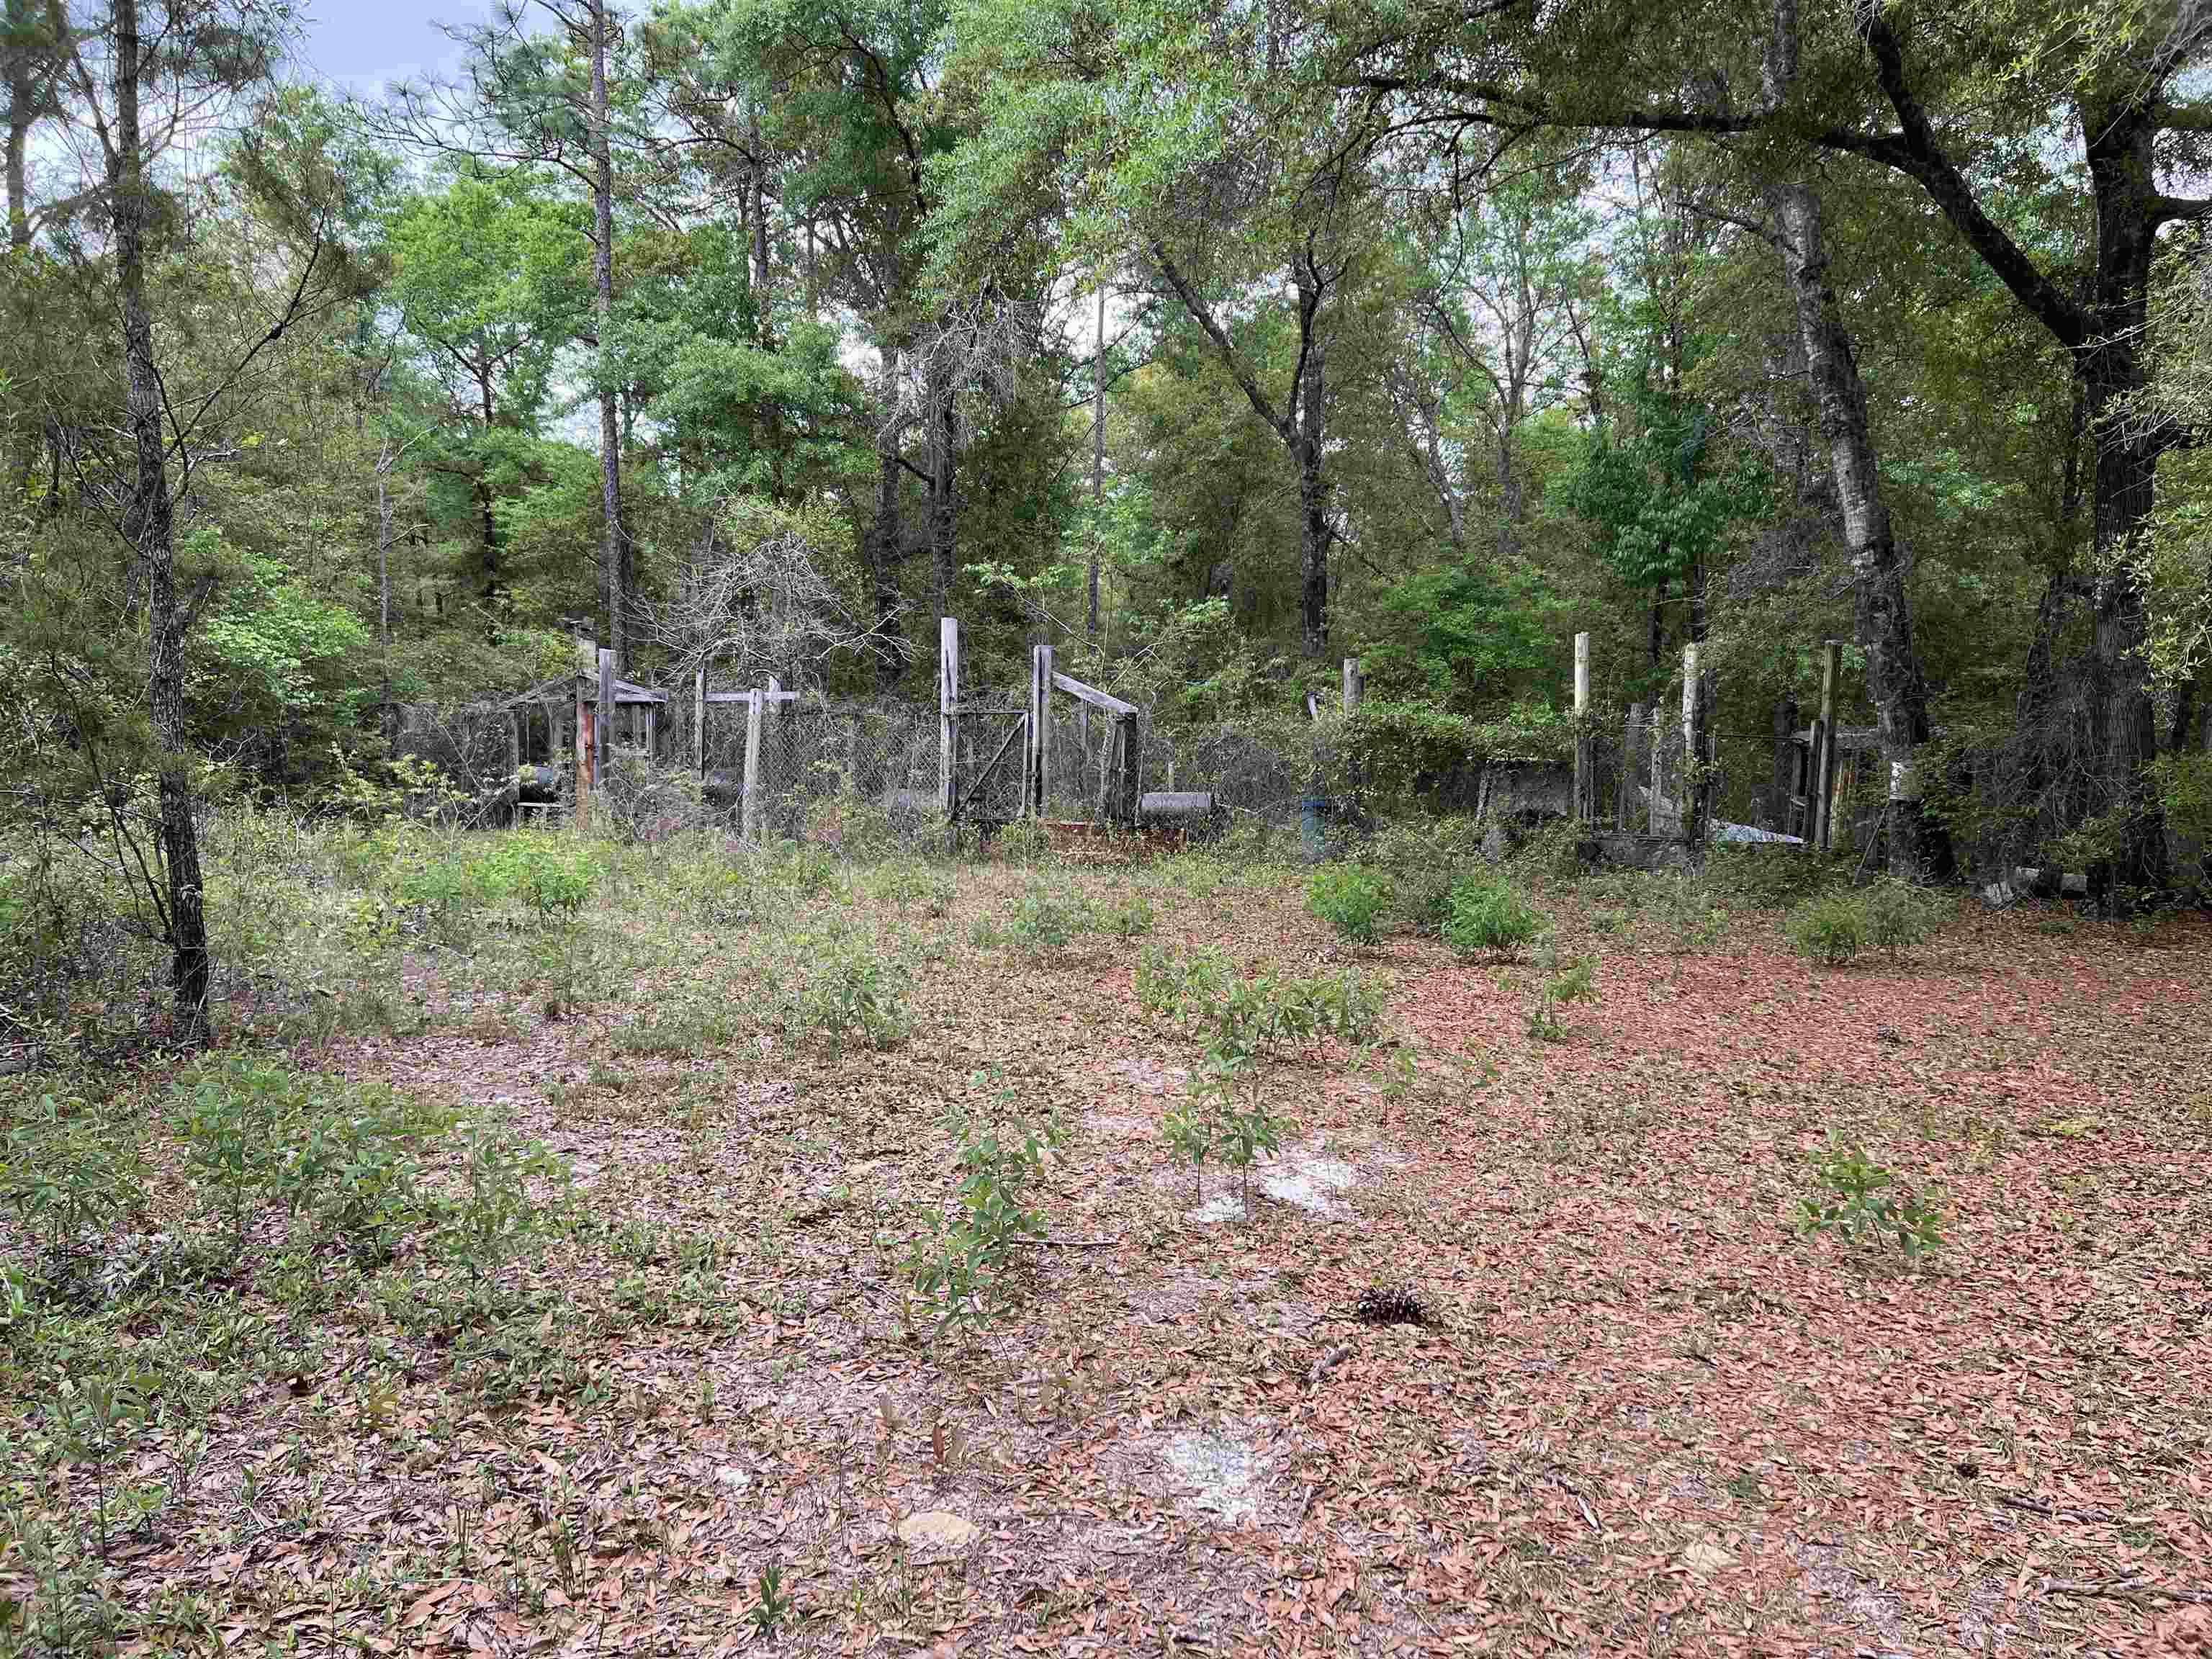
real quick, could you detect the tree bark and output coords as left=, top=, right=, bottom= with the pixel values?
left=868, top=351, right=904, bottom=692
left=588, top=0, right=629, bottom=671
left=1771, top=181, right=1949, bottom=877
left=112, top=0, right=209, bottom=1039
left=1087, top=278, right=1105, bottom=639
left=2079, top=99, right=2167, bottom=894
left=1296, top=302, right=1328, bottom=657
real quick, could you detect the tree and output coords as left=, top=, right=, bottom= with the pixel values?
left=938, top=0, right=1394, bottom=660
left=1348, top=0, right=2212, bottom=889
left=33, top=1, right=361, bottom=1036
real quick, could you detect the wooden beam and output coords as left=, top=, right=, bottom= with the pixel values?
left=1049, top=670, right=1137, bottom=718
left=693, top=669, right=706, bottom=777
left=1113, top=711, right=1143, bottom=827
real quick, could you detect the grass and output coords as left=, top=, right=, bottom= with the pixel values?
left=1, top=817, right=2206, bottom=1654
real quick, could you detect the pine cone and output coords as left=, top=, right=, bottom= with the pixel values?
left=1354, top=1283, right=1428, bottom=1326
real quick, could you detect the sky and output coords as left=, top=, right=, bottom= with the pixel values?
left=294, top=0, right=505, bottom=96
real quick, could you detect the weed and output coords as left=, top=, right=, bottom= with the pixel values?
left=1526, top=946, right=1599, bottom=1042
left=1864, top=880, right=1941, bottom=959
left=903, top=1076, right=1061, bottom=1333
left=799, top=953, right=910, bottom=1051
left=1647, top=874, right=1725, bottom=954
left=1786, top=892, right=1866, bottom=965
left=1307, top=864, right=1391, bottom=945
left=750, top=1561, right=794, bottom=1637
left=1442, top=871, right=1543, bottom=961
left=1797, top=1136, right=1943, bottom=1261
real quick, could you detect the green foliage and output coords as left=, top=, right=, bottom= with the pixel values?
left=1646, top=873, right=1727, bottom=954
left=1797, top=1137, right=1944, bottom=1262
left=1525, top=945, right=1599, bottom=1042
left=1003, top=881, right=1092, bottom=955
left=903, top=1076, right=1061, bottom=1334
left=0, top=1096, right=147, bottom=1298
left=476, top=832, right=603, bottom=920
left=1704, top=845, right=1850, bottom=912
left=1307, top=863, right=1391, bottom=944
left=1443, top=871, right=1544, bottom=960
left=1137, top=946, right=1383, bottom=1059
left=1863, top=881, right=1941, bottom=960
left=798, top=953, right=910, bottom=1051
left=1334, top=701, right=1575, bottom=813
left=1784, top=891, right=1866, bottom=965
left=439, top=1115, right=568, bottom=1285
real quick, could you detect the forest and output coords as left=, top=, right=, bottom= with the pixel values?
left=3, top=1, right=2212, bottom=1655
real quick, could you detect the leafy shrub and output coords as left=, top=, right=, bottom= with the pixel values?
left=1797, top=1136, right=1943, bottom=1261
left=1511, top=817, right=1586, bottom=881
left=1786, top=891, right=1865, bottom=965
left=475, top=832, right=603, bottom=921
left=1864, top=880, right=1940, bottom=959
left=1307, top=864, right=1392, bottom=944
left=0, top=1096, right=146, bottom=1299
left=1707, top=843, right=1851, bottom=911
left=1385, top=866, right=1457, bottom=935
left=1443, top=871, right=1543, bottom=960
left=1004, top=881, right=1093, bottom=954
left=1648, top=873, right=1726, bottom=954
left=904, top=1079, right=1061, bottom=1332
left=1099, top=894, right=1156, bottom=938
left=437, top=1115, right=568, bottom=1285
left=799, top=954, right=909, bottom=1051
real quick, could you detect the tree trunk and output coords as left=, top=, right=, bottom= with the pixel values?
left=928, top=369, right=957, bottom=618
left=2080, top=100, right=2167, bottom=894
left=1771, top=179, right=1951, bottom=878
left=868, top=359, right=903, bottom=693
left=589, top=0, right=629, bottom=671
left=1297, top=328, right=1328, bottom=657
left=747, top=110, right=770, bottom=323
left=112, top=0, right=209, bottom=1040
left=1087, top=279, right=1105, bottom=639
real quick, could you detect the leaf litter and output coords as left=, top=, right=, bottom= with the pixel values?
left=5, top=866, right=2209, bottom=1656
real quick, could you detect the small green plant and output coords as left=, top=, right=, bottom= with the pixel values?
left=1003, top=881, right=1093, bottom=955
left=903, top=1076, right=1061, bottom=1332
left=1863, top=879, right=1939, bottom=959
left=1161, top=1099, right=1217, bottom=1203
left=1307, top=863, right=1392, bottom=945
left=1526, top=947, right=1599, bottom=1042
left=0, top=1097, right=145, bottom=1291
left=437, top=1117, right=567, bottom=1285
left=800, top=953, right=910, bottom=1051
left=1785, top=891, right=1866, bottom=965
left=1797, top=1136, right=1943, bottom=1261
left=1100, top=893, right=1156, bottom=938
left=750, top=1560, right=794, bottom=1637
left=1200, top=1051, right=1290, bottom=1210
left=1442, top=871, right=1543, bottom=961
left=1648, top=873, right=1726, bottom=954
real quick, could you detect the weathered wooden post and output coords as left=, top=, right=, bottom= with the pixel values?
left=939, top=618, right=960, bottom=837
left=1112, top=711, right=1143, bottom=827
left=595, top=647, right=614, bottom=777
left=693, top=668, right=706, bottom=778
left=1813, top=639, right=1840, bottom=851
left=1771, top=696, right=1798, bottom=832
left=1620, top=703, right=1645, bottom=832
left=1573, top=633, right=1592, bottom=824
left=1030, top=644, right=1053, bottom=819
left=1681, top=643, right=1708, bottom=853
left=1341, top=657, right=1362, bottom=715
left=573, top=639, right=595, bottom=830
left=742, top=689, right=764, bottom=844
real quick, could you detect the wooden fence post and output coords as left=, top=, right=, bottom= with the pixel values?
left=1341, top=657, right=1362, bottom=715
left=1573, top=632, right=1591, bottom=824
left=1681, top=643, right=1708, bottom=852
left=693, top=668, right=706, bottom=778
left=742, top=689, right=764, bottom=844
left=939, top=618, right=960, bottom=830
left=1031, top=644, right=1053, bottom=819
left=1771, top=696, right=1797, bottom=832
left=1814, top=639, right=1840, bottom=851
left=1620, top=703, right=1645, bottom=832
left=595, top=649, right=614, bottom=781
